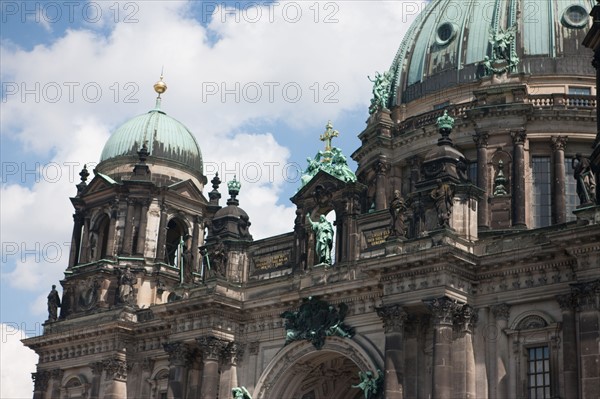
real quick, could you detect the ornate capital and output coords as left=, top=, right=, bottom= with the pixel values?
left=423, top=297, right=461, bottom=325
left=50, top=368, right=64, bottom=382
left=556, top=293, right=577, bottom=311
left=196, top=336, right=229, bottom=362
left=163, top=342, right=196, bottom=367
left=375, top=304, right=408, bottom=333
left=141, top=357, right=155, bottom=372
left=473, top=132, right=490, bottom=148
left=222, top=342, right=245, bottom=365
left=32, top=370, right=50, bottom=392
left=89, top=361, right=104, bottom=376
left=456, top=305, right=478, bottom=332
left=491, top=303, right=511, bottom=321
left=511, top=129, right=527, bottom=145
left=103, top=358, right=127, bottom=381
left=375, top=159, right=390, bottom=175
left=571, top=279, right=600, bottom=311
left=551, top=136, right=567, bottom=152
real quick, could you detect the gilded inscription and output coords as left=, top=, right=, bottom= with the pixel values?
left=364, top=228, right=388, bottom=247
left=254, top=251, right=290, bottom=270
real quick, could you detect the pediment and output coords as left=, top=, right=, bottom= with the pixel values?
left=167, top=180, right=207, bottom=203
left=80, top=173, right=118, bottom=196
left=292, top=170, right=359, bottom=203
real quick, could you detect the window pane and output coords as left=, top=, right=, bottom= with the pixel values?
left=544, top=360, right=549, bottom=372
left=543, top=347, right=549, bottom=358
left=545, top=387, right=551, bottom=397
left=532, top=157, right=552, bottom=228
left=565, top=159, right=578, bottom=221
left=537, top=387, right=544, bottom=397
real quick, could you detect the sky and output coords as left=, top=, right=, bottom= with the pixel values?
left=0, top=1, right=425, bottom=396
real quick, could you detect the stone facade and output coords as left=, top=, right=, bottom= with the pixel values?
left=23, top=1, right=600, bottom=398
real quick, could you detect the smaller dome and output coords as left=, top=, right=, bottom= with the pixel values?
left=99, top=104, right=203, bottom=175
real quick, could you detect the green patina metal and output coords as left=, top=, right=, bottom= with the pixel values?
left=352, top=370, right=384, bottom=399
left=227, top=175, right=241, bottom=194
left=368, top=70, right=392, bottom=114
left=436, top=110, right=455, bottom=131
left=299, top=121, right=357, bottom=188
left=280, top=296, right=355, bottom=350
left=484, top=25, right=520, bottom=75
left=232, top=386, right=252, bottom=399
left=387, top=0, right=595, bottom=106
left=99, top=103, right=203, bottom=174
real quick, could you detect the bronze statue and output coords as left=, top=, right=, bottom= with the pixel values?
left=306, top=213, right=334, bottom=265
left=47, top=285, right=61, bottom=322
left=572, top=153, right=596, bottom=205
left=232, top=386, right=252, bottom=399
left=352, top=369, right=383, bottom=399
left=181, top=235, right=194, bottom=284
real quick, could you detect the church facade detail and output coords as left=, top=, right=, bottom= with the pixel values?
left=25, top=1, right=600, bottom=398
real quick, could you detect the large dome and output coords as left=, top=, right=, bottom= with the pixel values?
left=99, top=103, right=203, bottom=175
left=390, top=0, right=595, bottom=105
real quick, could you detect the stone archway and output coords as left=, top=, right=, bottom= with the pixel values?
left=254, top=336, right=382, bottom=399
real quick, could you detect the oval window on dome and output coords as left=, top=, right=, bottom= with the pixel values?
left=562, top=5, right=588, bottom=29
left=436, top=22, right=457, bottom=46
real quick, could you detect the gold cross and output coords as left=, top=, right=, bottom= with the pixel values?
left=320, top=121, right=339, bottom=151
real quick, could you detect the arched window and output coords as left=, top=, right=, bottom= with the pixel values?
left=165, top=218, right=187, bottom=267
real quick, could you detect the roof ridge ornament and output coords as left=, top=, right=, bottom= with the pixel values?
left=436, top=109, right=455, bottom=146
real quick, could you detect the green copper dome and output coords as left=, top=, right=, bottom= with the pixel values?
left=99, top=101, right=203, bottom=174
left=389, top=0, right=595, bottom=105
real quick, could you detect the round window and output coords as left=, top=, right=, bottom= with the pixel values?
left=562, top=5, right=589, bottom=29
left=436, top=22, right=456, bottom=46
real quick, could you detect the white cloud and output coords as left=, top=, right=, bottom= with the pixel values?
left=0, top=323, right=39, bottom=399
left=0, top=2, right=420, bottom=395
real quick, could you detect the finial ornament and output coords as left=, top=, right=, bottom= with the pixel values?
left=153, top=73, right=167, bottom=97
left=228, top=175, right=241, bottom=195
left=436, top=110, right=455, bottom=131
left=320, top=121, right=339, bottom=151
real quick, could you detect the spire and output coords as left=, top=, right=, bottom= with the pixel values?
left=76, top=164, right=89, bottom=194
left=153, top=72, right=167, bottom=110
left=209, top=173, right=222, bottom=206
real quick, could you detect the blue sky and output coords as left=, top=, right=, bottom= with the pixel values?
left=0, top=1, right=424, bottom=396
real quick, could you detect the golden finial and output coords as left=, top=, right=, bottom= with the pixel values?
left=320, top=120, right=339, bottom=152
left=153, top=69, right=167, bottom=98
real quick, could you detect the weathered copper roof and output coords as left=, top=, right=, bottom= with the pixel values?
left=99, top=103, right=203, bottom=174
left=390, top=0, right=595, bottom=105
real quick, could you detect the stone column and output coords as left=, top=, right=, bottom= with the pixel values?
left=156, top=203, right=168, bottom=263
left=197, top=336, right=229, bottom=399
left=424, top=297, right=461, bottom=399
left=79, top=213, right=91, bottom=263
left=138, top=358, right=155, bottom=399
left=375, top=159, right=390, bottom=211
left=163, top=342, right=195, bottom=399
left=105, top=201, right=118, bottom=259
left=88, top=361, right=104, bottom=399
left=511, top=130, right=527, bottom=228
left=376, top=304, right=408, bottom=399
left=103, top=358, right=127, bottom=399
left=48, top=369, right=64, bottom=398
left=572, top=280, right=600, bottom=399
left=122, top=199, right=136, bottom=256
left=69, top=212, right=84, bottom=267
left=32, top=369, right=50, bottom=399
left=135, top=200, right=150, bottom=257
left=491, top=303, right=511, bottom=399
left=192, top=216, right=201, bottom=276
left=556, top=294, right=579, bottom=399
left=473, top=132, right=490, bottom=229
left=219, top=342, right=244, bottom=399
left=551, top=136, right=568, bottom=224
left=453, top=305, right=476, bottom=399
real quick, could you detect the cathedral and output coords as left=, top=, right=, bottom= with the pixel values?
left=24, top=1, right=600, bottom=398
